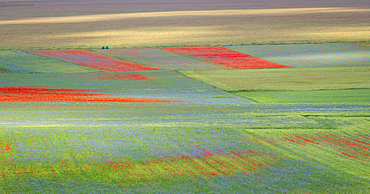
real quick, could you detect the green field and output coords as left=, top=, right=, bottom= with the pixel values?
left=233, top=89, right=370, bottom=103
left=180, top=66, right=370, bottom=91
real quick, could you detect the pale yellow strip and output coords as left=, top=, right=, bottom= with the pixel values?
left=1, top=7, right=369, bottom=25
left=50, top=27, right=220, bottom=38
left=299, top=26, right=370, bottom=38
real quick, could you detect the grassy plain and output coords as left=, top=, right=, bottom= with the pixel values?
left=179, top=66, right=370, bottom=91
left=233, top=89, right=370, bottom=103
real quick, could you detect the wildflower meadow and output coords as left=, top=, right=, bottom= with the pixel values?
left=0, top=43, right=369, bottom=193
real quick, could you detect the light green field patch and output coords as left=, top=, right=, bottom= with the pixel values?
left=179, top=66, right=370, bottom=91
left=233, top=89, right=370, bottom=104
left=308, top=116, right=370, bottom=130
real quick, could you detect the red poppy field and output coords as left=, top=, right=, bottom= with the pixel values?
left=0, top=87, right=174, bottom=103
left=162, top=47, right=292, bottom=69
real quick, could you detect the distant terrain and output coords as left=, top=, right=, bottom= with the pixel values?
left=0, top=0, right=369, bottom=49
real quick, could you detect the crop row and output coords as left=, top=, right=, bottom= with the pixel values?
left=283, top=133, right=370, bottom=162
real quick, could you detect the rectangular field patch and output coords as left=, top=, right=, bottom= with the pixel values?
left=28, top=50, right=163, bottom=72
left=162, top=47, right=291, bottom=69
left=179, top=66, right=370, bottom=91
left=233, top=89, right=370, bottom=104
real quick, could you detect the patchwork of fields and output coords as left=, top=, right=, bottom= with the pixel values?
left=0, top=43, right=370, bottom=193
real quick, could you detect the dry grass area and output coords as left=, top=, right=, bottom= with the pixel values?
left=1, top=0, right=369, bottom=49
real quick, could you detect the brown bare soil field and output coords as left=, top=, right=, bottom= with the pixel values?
left=1, top=0, right=369, bottom=49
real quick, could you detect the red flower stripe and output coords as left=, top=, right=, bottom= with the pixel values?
left=345, top=136, right=370, bottom=146
left=0, top=141, right=12, bottom=153
left=162, top=47, right=291, bottom=69
left=85, top=73, right=148, bottom=80
left=28, top=50, right=163, bottom=72
left=0, top=68, right=11, bottom=73
left=294, top=135, right=321, bottom=145
left=283, top=137, right=305, bottom=145
left=0, top=87, right=174, bottom=103
left=341, top=152, right=358, bottom=159
left=283, top=133, right=370, bottom=162
left=324, top=134, right=370, bottom=151
left=309, top=133, right=369, bottom=153
left=357, top=134, right=370, bottom=141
